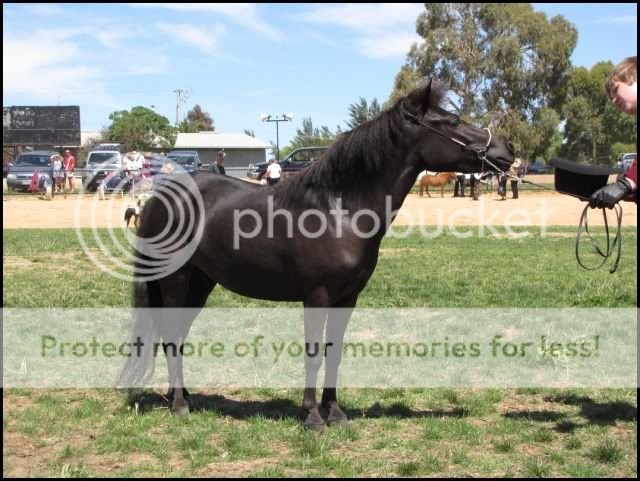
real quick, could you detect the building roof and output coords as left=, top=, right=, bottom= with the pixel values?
left=175, top=132, right=270, bottom=149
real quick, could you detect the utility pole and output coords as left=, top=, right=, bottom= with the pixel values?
left=260, top=113, right=294, bottom=161
left=173, top=89, right=189, bottom=127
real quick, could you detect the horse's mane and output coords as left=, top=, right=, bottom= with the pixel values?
left=276, top=81, right=448, bottom=206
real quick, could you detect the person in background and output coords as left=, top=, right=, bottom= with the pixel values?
left=590, top=56, right=637, bottom=208
left=265, top=158, right=281, bottom=186
left=509, top=158, right=523, bottom=199
left=216, top=150, right=226, bottom=176
left=63, top=149, right=75, bottom=193
left=51, top=154, right=65, bottom=193
left=453, top=173, right=466, bottom=197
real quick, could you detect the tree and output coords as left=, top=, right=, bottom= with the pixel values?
left=389, top=3, right=577, bottom=162
left=560, top=62, right=637, bottom=165
left=383, top=65, right=423, bottom=110
left=346, top=97, right=382, bottom=129
left=186, top=104, right=215, bottom=132
left=289, top=117, right=338, bottom=150
left=105, top=106, right=176, bottom=151
left=76, top=128, right=109, bottom=167
left=244, top=129, right=255, bottom=138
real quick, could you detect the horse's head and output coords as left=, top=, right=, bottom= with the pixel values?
left=401, top=80, right=515, bottom=174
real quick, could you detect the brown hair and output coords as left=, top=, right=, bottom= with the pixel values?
left=606, top=56, right=637, bottom=99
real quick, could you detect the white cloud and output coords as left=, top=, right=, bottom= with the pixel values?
left=356, top=32, right=421, bottom=60
left=96, top=30, right=139, bottom=49
left=156, top=22, right=225, bottom=55
left=296, top=3, right=423, bottom=32
left=2, top=28, right=170, bottom=108
left=306, top=30, right=343, bottom=50
left=23, top=3, right=65, bottom=17
left=601, top=15, right=637, bottom=25
left=296, top=3, right=423, bottom=59
left=128, top=3, right=282, bottom=40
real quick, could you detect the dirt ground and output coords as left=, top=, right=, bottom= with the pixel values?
left=3, top=176, right=637, bottom=229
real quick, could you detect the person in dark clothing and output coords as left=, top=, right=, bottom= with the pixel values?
left=453, top=173, right=466, bottom=197
left=212, top=149, right=226, bottom=175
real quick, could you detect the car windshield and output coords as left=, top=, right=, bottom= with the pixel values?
left=15, top=155, right=51, bottom=167
left=88, top=152, right=120, bottom=164
left=168, top=155, right=196, bottom=165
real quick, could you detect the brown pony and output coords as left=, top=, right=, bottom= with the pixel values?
left=418, top=172, right=457, bottom=197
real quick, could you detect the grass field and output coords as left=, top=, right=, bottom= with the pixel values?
left=3, top=227, right=637, bottom=477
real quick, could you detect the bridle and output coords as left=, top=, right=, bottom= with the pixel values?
left=404, top=111, right=512, bottom=174
left=406, top=110, right=625, bottom=274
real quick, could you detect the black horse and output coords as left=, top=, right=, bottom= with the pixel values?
left=117, top=79, right=515, bottom=430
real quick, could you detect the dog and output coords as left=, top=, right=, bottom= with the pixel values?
left=124, top=205, right=140, bottom=229
left=97, top=180, right=106, bottom=200
left=42, top=182, right=52, bottom=201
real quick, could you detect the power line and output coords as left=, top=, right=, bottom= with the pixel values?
left=173, top=89, right=190, bottom=127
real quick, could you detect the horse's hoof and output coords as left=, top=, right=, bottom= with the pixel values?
left=172, top=404, right=190, bottom=416
left=304, top=410, right=326, bottom=432
left=304, top=420, right=325, bottom=433
left=327, top=407, right=349, bottom=427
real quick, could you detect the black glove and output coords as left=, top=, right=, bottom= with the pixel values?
left=589, top=177, right=634, bottom=209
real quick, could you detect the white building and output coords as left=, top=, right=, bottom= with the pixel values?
left=174, top=132, right=270, bottom=178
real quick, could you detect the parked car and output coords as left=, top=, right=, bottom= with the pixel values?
left=247, top=146, right=329, bottom=180
left=147, top=154, right=167, bottom=176
left=166, top=150, right=202, bottom=173
left=81, top=148, right=126, bottom=192
left=6, top=150, right=59, bottom=192
left=526, top=161, right=554, bottom=174
left=617, top=152, right=636, bottom=173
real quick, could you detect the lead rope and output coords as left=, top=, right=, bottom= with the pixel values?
left=521, top=179, right=623, bottom=274
left=576, top=202, right=623, bottom=274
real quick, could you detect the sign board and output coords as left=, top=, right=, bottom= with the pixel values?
left=3, top=106, right=81, bottom=146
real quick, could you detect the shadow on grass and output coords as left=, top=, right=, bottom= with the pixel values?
left=126, top=390, right=467, bottom=422
left=502, top=395, right=636, bottom=433
left=544, top=394, right=637, bottom=424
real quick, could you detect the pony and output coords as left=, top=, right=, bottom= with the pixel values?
left=418, top=171, right=457, bottom=197
left=117, top=79, right=515, bottom=431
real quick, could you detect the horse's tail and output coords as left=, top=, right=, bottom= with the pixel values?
left=115, top=272, right=161, bottom=388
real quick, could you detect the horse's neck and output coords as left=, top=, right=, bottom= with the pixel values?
left=344, top=153, right=419, bottom=231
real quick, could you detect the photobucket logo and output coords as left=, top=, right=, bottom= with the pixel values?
left=232, top=196, right=552, bottom=247
left=233, top=197, right=386, bottom=249
left=75, top=172, right=205, bottom=282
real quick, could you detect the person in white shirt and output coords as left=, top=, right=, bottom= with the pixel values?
left=131, top=151, right=144, bottom=172
left=265, top=158, right=282, bottom=186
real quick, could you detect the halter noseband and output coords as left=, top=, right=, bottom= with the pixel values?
left=405, top=111, right=510, bottom=174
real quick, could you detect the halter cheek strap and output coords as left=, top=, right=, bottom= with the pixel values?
left=405, top=112, right=507, bottom=173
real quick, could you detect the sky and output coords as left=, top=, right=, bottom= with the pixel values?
left=3, top=3, right=637, bottom=151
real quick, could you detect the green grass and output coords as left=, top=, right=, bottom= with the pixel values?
left=591, top=438, right=625, bottom=464
left=3, top=227, right=637, bottom=307
left=3, top=387, right=637, bottom=477
left=3, top=228, right=637, bottom=477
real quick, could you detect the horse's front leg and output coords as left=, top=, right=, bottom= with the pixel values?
left=322, top=294, right=358, bottom=426
left=303, top=295, right=329, bottom=431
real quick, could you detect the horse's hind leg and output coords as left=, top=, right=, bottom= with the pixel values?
left=157, top=266, right=215, bottom=415
left=302, top=292, right=329, bottom=431
left=321, top=293, right=358, bottom=427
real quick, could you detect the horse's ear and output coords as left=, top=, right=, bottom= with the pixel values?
left=404, top=79, right=432, bottom=116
